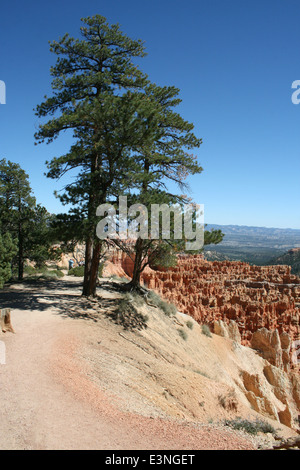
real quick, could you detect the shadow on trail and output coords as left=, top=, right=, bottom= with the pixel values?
left=0, top=277, right=129, bottom=323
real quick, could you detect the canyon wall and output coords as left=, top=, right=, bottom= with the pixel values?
left=103, top=250, right=300, bottom=427
left=104, top=250, right=300, bottom=370
left=138, top=255, right=300, bottom=370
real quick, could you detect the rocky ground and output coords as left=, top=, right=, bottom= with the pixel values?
left=0, top=275, right=298, bottom=450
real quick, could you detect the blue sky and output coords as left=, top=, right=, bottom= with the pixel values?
left=0, top=0, right=299, bottom=229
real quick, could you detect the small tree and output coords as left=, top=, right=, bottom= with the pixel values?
left=26, top=205, right=59, bottom=269
left=0, top=233, right=17, bottom=288
left=0, top=159, right=55, bottom=278
left=0, top=159, right=36, bottom=279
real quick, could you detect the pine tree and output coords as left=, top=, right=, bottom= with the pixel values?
left=35, top=15, right=152, bottom=297
left=0, top=159, right=54, bottom=279
left=0, top=233, right=17, bottom=288
left=110, top=84, right=224, bottom=288
left=26, top=205, right=58, bottom=269
left=0, top=159, right=36, bottom=280
left=204, top=227, right=224, bottom=246
left=111, top=84, right=203, bottom=288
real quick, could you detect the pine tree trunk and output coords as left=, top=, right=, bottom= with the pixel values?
left=18, top=194, right=24, bottom=281
left=129, top=238, right=143, bottom=289
left=82, top=237, right=94, bottom=296
left=82, top=240, right=102, bottom=297
left=82, top=164, right=100, bottom=296
left=128, top=160, right=149, bottom=289
left=88, top=241, right=102, bottom=297
left=18, top=239, right=24, bottom=281
left=130, top=266, right=141, bottom=288
left=18, top=220, right=24, bottom=281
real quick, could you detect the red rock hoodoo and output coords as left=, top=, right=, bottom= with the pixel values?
left=139, top=255, right=300, bottom=369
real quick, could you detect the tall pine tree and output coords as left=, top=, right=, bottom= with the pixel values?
left=110, top=84, right=224, bottom=288
left=35, top=15, right=153, bottom=296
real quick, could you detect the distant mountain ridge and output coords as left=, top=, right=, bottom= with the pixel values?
left=266, top=248, right=300, bottom=276
left=204, top=224, right=300, bottom=266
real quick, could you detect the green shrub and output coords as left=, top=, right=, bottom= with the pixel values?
left=194, top=369, right=210, bottom=378
left=124, top=292, right=144, bottom=307
left=41, top=269, right=64, bottom=278
left=68, top=265, right=85, bottom=277
left=186, top=320, right=194, bottom=329
left=107, top=296, right=148, bottom=331
left=98, top=261, right=104, bottom=277
left=67, top=262, right=104, bottom=278
left=37, top=266, right=48, bottom=273
left=24, top=265, right=64, bottom=278
left=147, top=291, right=177, bottom=316
left=178, top=328, right=188, bottom=341
left=225, top=417, right=276, bottom=435
left=161, top=301, right=177, bottom=316
left=52, top=265, right=65, bottom=271
left=147, top=290, right=162, bottom=305
left=24, top=265, right=37, bottom=275
left=49, top=269, right=64, bottom=278
left=201, top=324, right=212, bottom=337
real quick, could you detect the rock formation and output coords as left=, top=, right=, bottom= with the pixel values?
left=104, top=249, right=300, bottom=429
left=104, top=250, right=300, bottom=371
left=137, top=255, right=300, bottom=371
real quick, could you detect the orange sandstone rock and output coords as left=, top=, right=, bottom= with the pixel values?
left=106, top=249, right=300, bottom=370
left=139, top=256, right=300, bottom=370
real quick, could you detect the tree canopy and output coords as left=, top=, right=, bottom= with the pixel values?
left=35, top=15, right=156, bottom=295
left=35, top=14, right=224, bottom=294
left=0, top=158, right=55, bottom=281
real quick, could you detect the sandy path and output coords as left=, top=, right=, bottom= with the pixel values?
left=0, top=278, right=255, bottom=450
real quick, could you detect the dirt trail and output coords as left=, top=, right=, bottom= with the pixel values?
left=0, top=277, right=256, bottom=450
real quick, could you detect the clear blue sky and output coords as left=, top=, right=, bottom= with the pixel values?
left=0, top=0, right=299, bottom=229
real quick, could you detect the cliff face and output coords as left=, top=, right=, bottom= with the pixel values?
left=138, top=255, right=300, bottom=370
left=103, top=251, right=300, bottom=429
